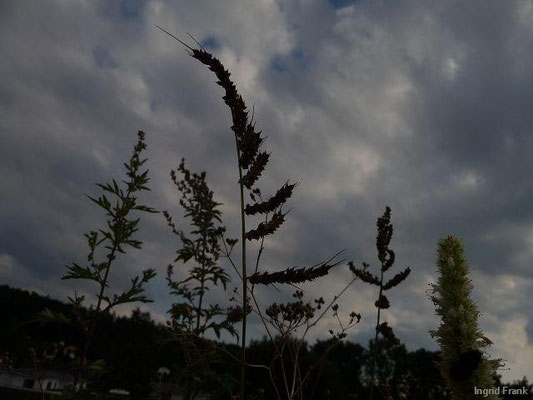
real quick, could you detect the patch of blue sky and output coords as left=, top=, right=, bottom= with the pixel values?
left=328, top=0, right=359, bottom=9
left=92, top=46, right=118, bottom=69
left=201, top=36, right=220, bottom=51
left=270, top=49, right=305, bottom=73
left=271, top=57, right=288, bottom=72
left=119, top=0, right=147, bottom=19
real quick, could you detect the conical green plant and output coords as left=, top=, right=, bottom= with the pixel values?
left=430, top=236, right=502, bottom=400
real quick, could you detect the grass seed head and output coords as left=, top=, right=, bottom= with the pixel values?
left=249, top=260, right=341, bottom=286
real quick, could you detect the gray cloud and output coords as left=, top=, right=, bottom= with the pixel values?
left=1, top=0, right=532, bottom=381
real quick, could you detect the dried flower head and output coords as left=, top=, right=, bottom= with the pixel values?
left=266, top=300, right=315, bottom=334
left=374, top=294, right=390, bottom=309
left=227, top=305, right=253, bottom=324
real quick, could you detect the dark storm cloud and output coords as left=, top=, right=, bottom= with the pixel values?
left=1, top=0, right=532, bottom=380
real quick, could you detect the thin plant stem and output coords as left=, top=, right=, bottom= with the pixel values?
left=216, top=343, right=282, bottom=400
left=251, top=213, right=268, bottom=294
left=221, top=233, right=243, bottom=280
left=235, top=134, right=248, bottom=400
left=368, top=268, right=384, bottom=400
left=279, top=341, right=292, bottom=400
left=75, top=233, right=118, bottom=385
left=306, top=276, right=356, bottom=333
left=195, top=236, right=208, bottom=333
left=289, top=339, right=303, bottom=398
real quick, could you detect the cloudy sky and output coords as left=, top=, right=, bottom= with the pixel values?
left=1, top=0, right=533, bottom=382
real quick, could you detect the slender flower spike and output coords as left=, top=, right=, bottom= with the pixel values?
left=352, top=207, right=410, bottom=400
left=429, top=236, right=501, bottom=400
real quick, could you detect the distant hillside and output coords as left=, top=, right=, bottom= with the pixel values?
left=0, top=285, right=178, bottom=398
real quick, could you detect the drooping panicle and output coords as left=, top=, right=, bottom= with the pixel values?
left=186, top=48, right=265, bottom=171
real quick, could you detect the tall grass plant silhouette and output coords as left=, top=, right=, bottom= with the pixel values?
left=156, top=27, right=364, bottom=399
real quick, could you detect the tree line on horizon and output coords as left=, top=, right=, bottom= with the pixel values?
left=0, top=285, right=530, bottom=399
